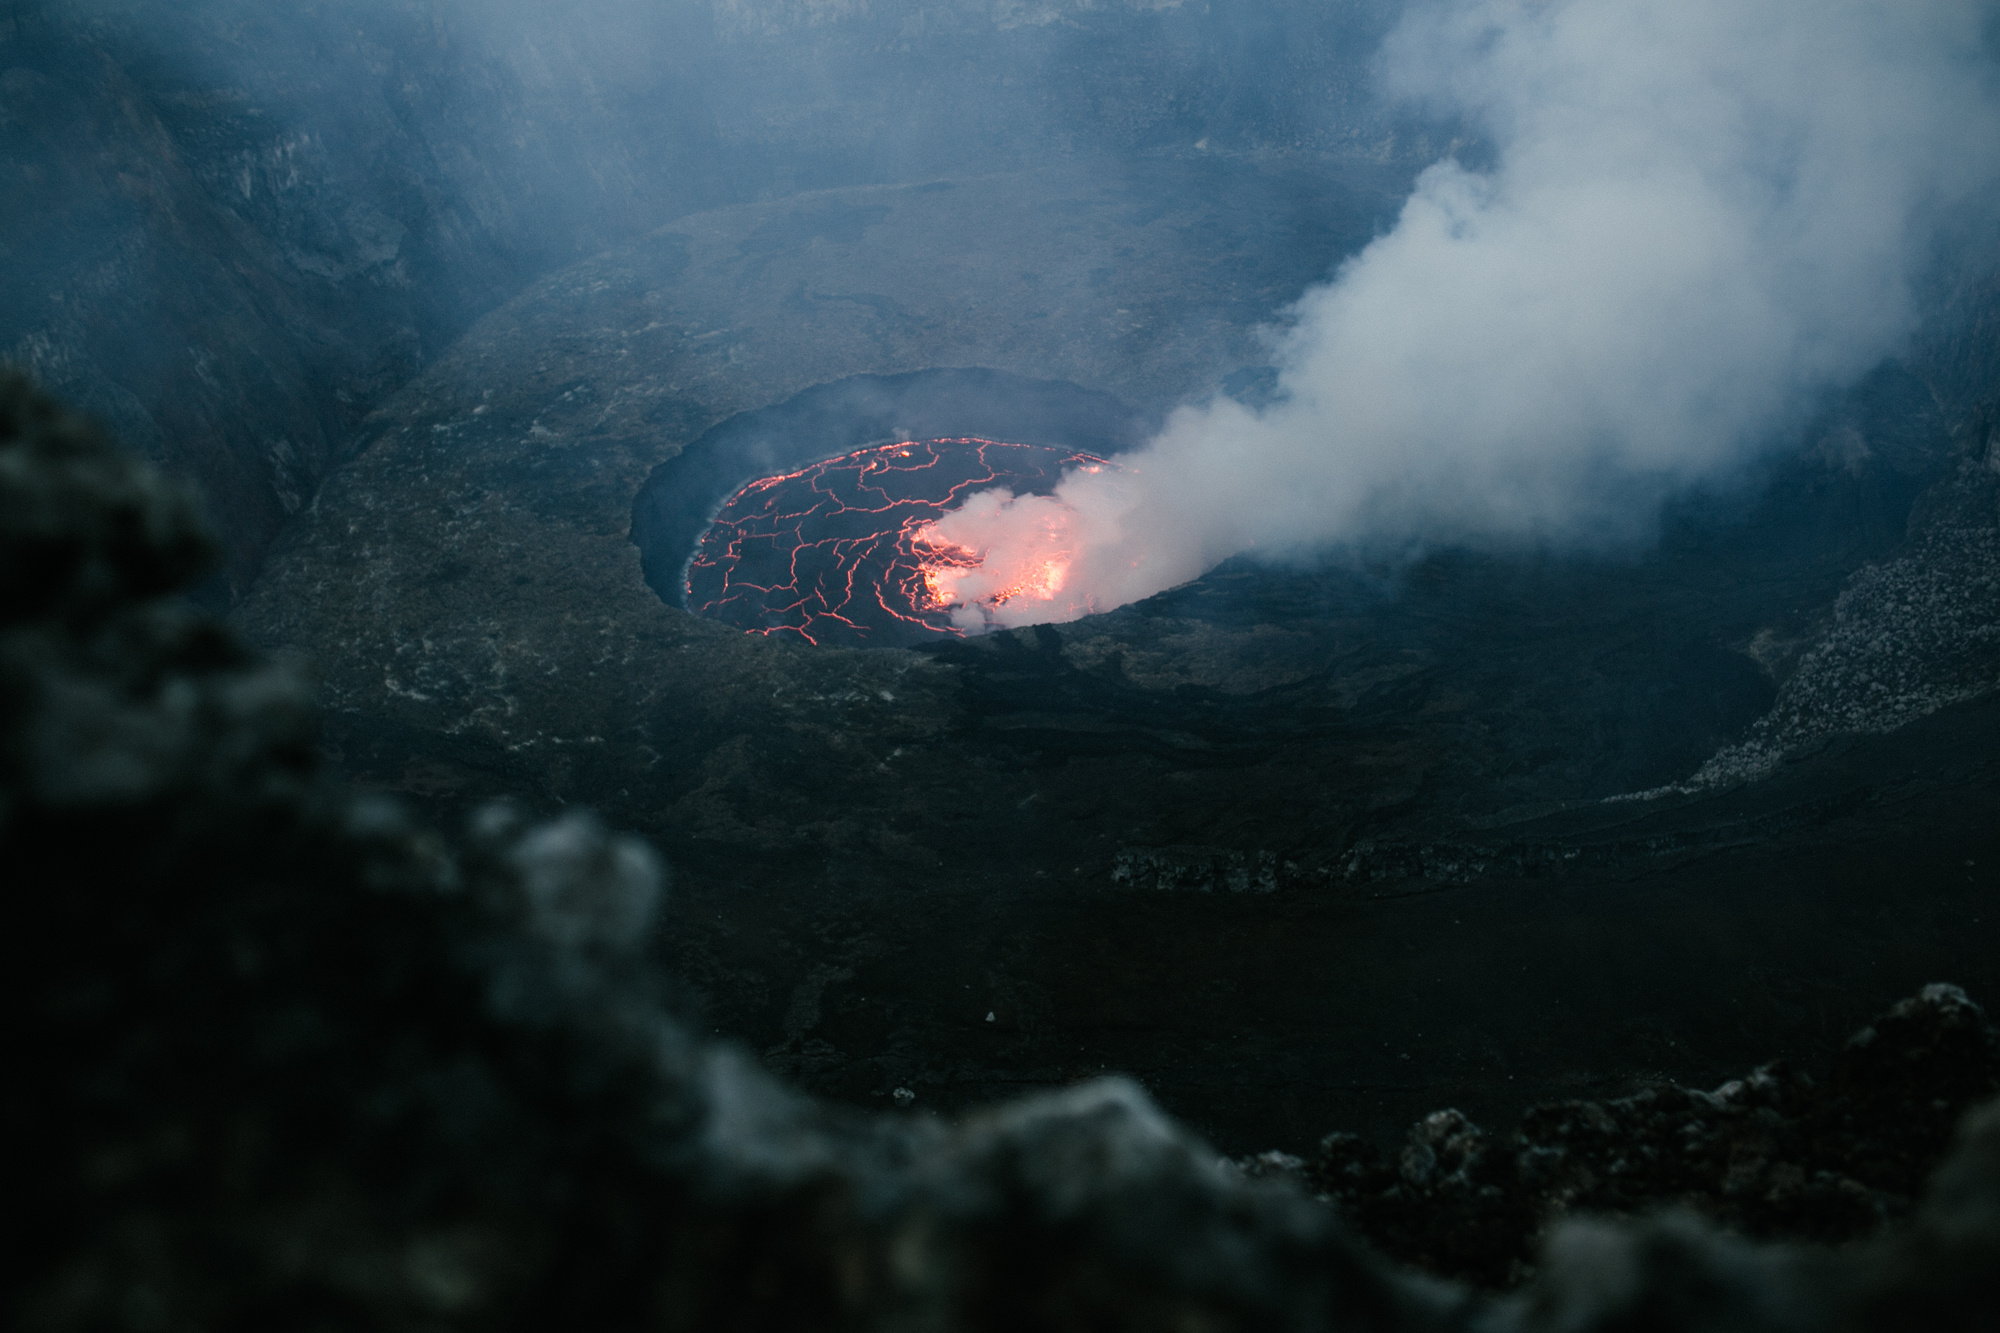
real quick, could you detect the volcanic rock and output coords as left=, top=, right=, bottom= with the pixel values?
left=13, top=368, right=2000, bottom=1332
left=1272, top=984, right=2000, bottom=1290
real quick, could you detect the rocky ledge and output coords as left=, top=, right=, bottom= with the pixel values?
left=1245, top=983, right=2000, bottom=1290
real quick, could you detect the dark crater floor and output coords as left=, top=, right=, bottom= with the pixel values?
left=236, top=168, right=2000, bottom=1157
left=639, top=364, right=1998, bottom=1152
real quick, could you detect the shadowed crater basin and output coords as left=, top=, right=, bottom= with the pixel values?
left=234, top=168, right=1995, bottom=1156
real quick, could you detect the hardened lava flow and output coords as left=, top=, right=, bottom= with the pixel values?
left=686, top=438, right=1109, bottom=647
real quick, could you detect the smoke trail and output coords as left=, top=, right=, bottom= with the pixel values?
left=921, top=0, right=2000, bottom=629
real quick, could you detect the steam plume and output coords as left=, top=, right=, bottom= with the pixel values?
left=922, top=0, right=2000, bottom=628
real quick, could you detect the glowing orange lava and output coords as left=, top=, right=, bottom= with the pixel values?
left=686, top=438, right=1112, bottom=646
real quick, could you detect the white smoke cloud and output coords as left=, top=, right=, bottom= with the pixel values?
left=923, top=0, right=2000, bottom=628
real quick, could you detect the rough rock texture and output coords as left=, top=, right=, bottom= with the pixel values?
left=4, top=0, right=671, bottom=589
left=1263, top=984, right=2000, bottom=1289
left=12, top=372, right=2000, bottom=1333
left=1666, top=416, right=2000, bottom=792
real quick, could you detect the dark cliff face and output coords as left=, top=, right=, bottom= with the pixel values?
left=0, top=0, right=724, bottom=594
left=0, top=0, right=1410, bottom=594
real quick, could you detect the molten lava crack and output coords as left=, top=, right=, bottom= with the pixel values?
left=686, top=438, right=1111, bottom=647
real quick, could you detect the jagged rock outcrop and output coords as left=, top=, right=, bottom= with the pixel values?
left=1670, top=413, right=2000, bottom=793
left=1263, top=984, right=2000, bottom=1289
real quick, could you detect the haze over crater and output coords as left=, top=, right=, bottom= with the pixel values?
left=923, top=0, right=2000, bottom=629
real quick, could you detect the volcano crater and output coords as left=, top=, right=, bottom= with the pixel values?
left=632, top=369, right=1146, bottom=647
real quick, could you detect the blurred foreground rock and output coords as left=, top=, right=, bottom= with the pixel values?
left=6, top=369, right=2000, bottom=1330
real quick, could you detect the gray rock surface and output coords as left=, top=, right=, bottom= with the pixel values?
left=1674, top=424, right=2000, bottom=791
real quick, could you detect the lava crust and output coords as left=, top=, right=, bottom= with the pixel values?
left=687, top=438, right=1111, bottom=646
